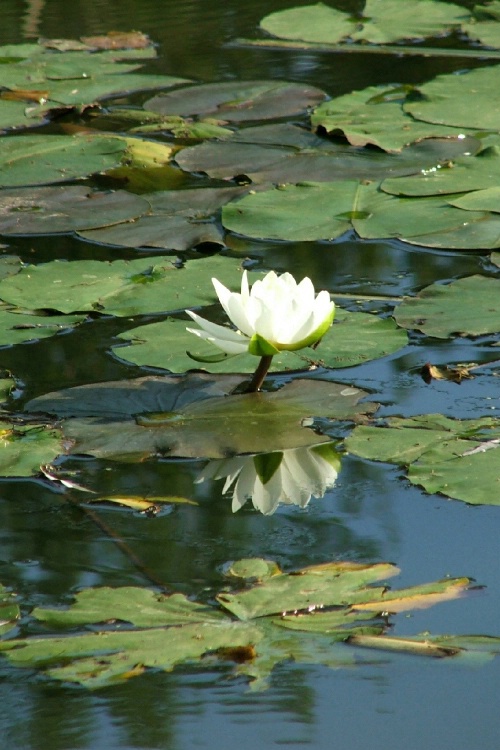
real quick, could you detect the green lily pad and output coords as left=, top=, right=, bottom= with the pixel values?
left=33, top=587, right=226, bottom=628
left=113, top=308, right=407, bottom=372
left=393, top=275, right=500, bottom=338
left=79, top=186, right=247, bottom=250
left=382, top=148, right=500, bottom=197
left=145, top=80, right=327, bottom=122
left=0, top=584, right=19, bottom=637
left=0, top=255, right=248, bottom=316
left=0, top=135, right=127, bottom=188
left=0, top=40, right=188, bottom=131
left=492, top=251, right=500, bottom=267
left=60, top=379, right=378, bottom=460
left=447, top=186, right=500, bottom=212
left=0, top=557, right=478, bottom=688
left=405, top=65, right=500, bottom=130
left=222, top=181, right=357, bottom=241
left=346, top=414, right=500, bottom=505
left=0, top=186, right=150, bottom=235
left=176, top=126, right=476, bottom=182
left=0, top=310, right=86, bottom=345
left=25, top=373, right=246, bottom=419
left=90, top=108, right=234, bottom=139
left=0, top=421, right=64, bottom=476
left=260, top=4, right=354, bottom=44
left=311, top=84, right=472, bottom=152
left=352, top=182, right=487, bottom=240
left=260, top=1, right=468, bottom=45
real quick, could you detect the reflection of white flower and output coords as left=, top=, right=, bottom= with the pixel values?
left=196, top=443, right=340, bottom=515
left=186, top=270, right=334, bottom=357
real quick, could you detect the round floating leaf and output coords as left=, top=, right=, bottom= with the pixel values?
left=0, top=135, right=128, bottom=187
left=79, top=187, right=247, bottom=251
left=222, top=181, right=358, bottom=241
left=61, top=379, right=378, bottom=459
left=113, top=308, right=407, bottom=373
left=0, top=255, right=248, bottom=316
left=0, top=422, right=64, bottom=476
left=394, top=275, right=500, bottom=338
left=352, top=182, right=487, bottom=240
left=447, top=186, right=500, bottom=212
left=25, top=373, right=246, bottom=419
left=260, top=4, right=353, bottom=44
left=0, top=310, right=86, bottom=346
left=259, top=1, right=467, bottom=45
left=311, top=85, right=473, bottom=152
left=382, top=149, right=500, bottom=197
left=346, top=414, right=500, bottom=506
left=405, top=65, right=500, bottom=130
left=350, top=0, right=468, bottom=44
left=0, top=186, right=150, bottom=235
left=145, top=80, right=327, bottom=122
left=34, top=587, right=225, bottom=628
left=409, top=442, right=500, bottom=505
left=0, top=40, right=189, bottom=130
left=463, top=19, right=500, bottom=48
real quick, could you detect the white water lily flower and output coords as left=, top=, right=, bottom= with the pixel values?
left=186, top=270, right=334, bottom=357
left=196, top=443, right=340, bottom=515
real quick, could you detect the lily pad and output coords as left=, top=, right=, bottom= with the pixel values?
left=345, top=414, right=500, bottom=505
left=0, top=135, right=128, bottom=188
left=260, top=1, right=468, bottom=45
left=382, top=148, right=500, bottom=197
left=0, top=421, right=64, bottom=476
left=394, top=275, right=500, bottom=338
left=0, top=186, right=150, bottom=235
left=0, top=310, right=86, bottom=346
left=222, top=181, right=357, bottom=241
left=0, top=584, right=19, bottom=637
left=79, top=186, right=247, bottom=251
left=25, top=373, right=246, bottom=419
left=0, top=40, right=189, bottom=131
left=311, top=84, right=472, bottom=152
left=34, top=587, right=226, bottom=628
left=60, top=379, right=378, bottom=460
left=0, top=255, right=248, bottom=316
left=405, top=65, right=500, bottom=130
left=113, top=308, right=407, bottom=372
left=0, top=557, right=478, bottom=688
left=145, top=80, right=327, bottom=122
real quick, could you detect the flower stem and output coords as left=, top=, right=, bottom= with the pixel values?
left=245, top=355, right=274, bottom=393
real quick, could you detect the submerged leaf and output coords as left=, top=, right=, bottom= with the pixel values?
left=60, top=379, right=378, bottom=460
left=145, top=80, right=326, bottom=122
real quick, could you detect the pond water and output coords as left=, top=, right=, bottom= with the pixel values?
left=1, top=1, right=500, bottom=748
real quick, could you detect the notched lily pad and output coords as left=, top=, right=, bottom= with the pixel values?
left=0, top=255, right=248, bottom=316
left=145, top=80, right=327, bottom=122
left=59, top=379, right=378, bottom=460
left=0, top=557, right=481, bottom=688
left=260, top=1, right=468, bottom=46
left=0, top=421, right=64, bottom=476
left=79, top=186, right=247, bottom=251
left=405, top=65, right=500, bottom=131
left=394, top=275, right=500, bottom=338
left=113, top=307, right=407, bottom=373
left=0, top=186, right=150, bottom=235
left=345, top=414, right=500, bottom=505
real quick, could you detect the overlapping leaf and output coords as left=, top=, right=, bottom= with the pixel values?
left=260, top=1, right=468, bottom=46
left=345, top=414, right=500, bottom=505
left=114, top=308, right=408, bottom=372
left=57, top=380, right=378, bottom=460
left=0, top=255, right=248, bottom=316
left=0, top=558, right=481, bottom=688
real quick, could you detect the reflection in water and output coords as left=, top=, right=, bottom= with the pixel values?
left=196, top=442, right=341, bottom=515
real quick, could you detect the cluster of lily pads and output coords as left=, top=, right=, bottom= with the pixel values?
left=0, top=1, right=499, bottom=687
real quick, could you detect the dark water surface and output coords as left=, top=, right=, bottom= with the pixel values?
left=1, top=1, right=500, bottom=749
